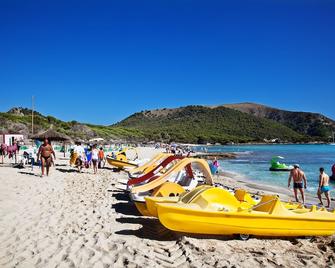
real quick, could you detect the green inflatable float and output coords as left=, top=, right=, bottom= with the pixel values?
left=269, top=156, right=293, bottom=172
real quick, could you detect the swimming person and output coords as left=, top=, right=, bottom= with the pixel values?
left=37, top=138, right=56, bottom=177
left=317, top=167, right=331, bottom=208
left=288, top=164, right=307, bottom=204
left=91, top=144, right=99, bottom=174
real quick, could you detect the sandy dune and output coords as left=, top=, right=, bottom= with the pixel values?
left=0, top=149, right=334, bottom=267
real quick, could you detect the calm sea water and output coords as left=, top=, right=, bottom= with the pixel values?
left=195, top=144, right=335, bottom=193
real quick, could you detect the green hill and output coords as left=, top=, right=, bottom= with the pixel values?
left=114, top=105, right=305, bottom=143
left=0, top=108, right=143, bottom=142
left=224, top=103, right=335, bottom=141
left=1, top=104, right=334, bottom=144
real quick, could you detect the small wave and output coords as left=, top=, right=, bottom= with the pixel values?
left=230, top=160, right=250, bottom=163
left=219, top=169, right=248, bottom=180
left=234, top=151, right=253, bottom=155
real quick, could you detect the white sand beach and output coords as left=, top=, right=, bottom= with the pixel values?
left=0, top=147, right=334, bottom=268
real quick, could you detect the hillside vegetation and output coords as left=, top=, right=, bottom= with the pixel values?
left=115, top=106, right=305, bottom=143
left=224, top=103, right=335, bottom=140
left=0, top=108, right=143, bottom=141
left=1, top=104, right=334, bottom=144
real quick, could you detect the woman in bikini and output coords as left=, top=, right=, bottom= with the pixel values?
left=37, top=138, right=56, bottom=177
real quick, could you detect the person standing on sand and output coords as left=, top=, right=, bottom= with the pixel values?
left=74, top=142, right=85, bottom=172
left=288, top=164, right=307, bottom=204
left=98, top=147, right=104, bottom=169
left=317, top=167, right=331, bottom=208
left=91, top=144, right=99, bottom=174
left=37, top=138, right=56, bottom=177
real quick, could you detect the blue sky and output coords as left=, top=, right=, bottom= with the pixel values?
left=0, top=0, right=334, bottom=125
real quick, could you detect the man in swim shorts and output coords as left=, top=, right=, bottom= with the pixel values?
left=37, top=138, right=56, bottom=177
left=288, top=164, right=307, bottom=204
left=317, top=167, right=331, bottom=208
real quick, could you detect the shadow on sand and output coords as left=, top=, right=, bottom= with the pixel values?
left=55, top=163, right=67, bottom=167
left=18, top=171, right=40, bottom=177
left=101, top=166, right=121, bottom=172
left=110, top=189, right=137, bottom=216
left=55, top=167, right=79, bottom=173
left=112, top=202, right=141, bottom=217
left=115, top=216, right=180, bottom=241
left=112, top=192, right=130, bottom=202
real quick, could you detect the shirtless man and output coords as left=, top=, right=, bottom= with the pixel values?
left=317, top=167, right=331, bottom=208
left=288, top=164, right=307, bottom=204
left=37, top=138, right=56, bottom=177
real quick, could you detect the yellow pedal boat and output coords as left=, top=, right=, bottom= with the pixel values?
left=134, top=182, right=185, bottom=216
left=145, top=187, right=301, bottom=218
left=131, top=158, right=214, bottom=216
left=106, top=148, right=139, bottom=170
left=145, top=185, right=211, bottom=217
left=156, top=187, right=335, bottom=237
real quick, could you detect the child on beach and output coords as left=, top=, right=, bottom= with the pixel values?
left=210, top=157, right=219, bottom=175
left=98, top=147, right=104, bottom=168
left=91, top=144, right=99, bottom=174
left=317, top=167, right=331, bottom=208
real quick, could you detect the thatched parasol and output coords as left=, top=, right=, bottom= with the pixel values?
left=30, top=128, right=72, bottom=157
left=31, top=128, right=72, bottom=142
left=89, top=137, right=104, bottom=142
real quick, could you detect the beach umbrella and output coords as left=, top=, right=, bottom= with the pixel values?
left=89, top=137, right=104, bottom=142
left=31, top=128, right=72, bottom=142
left=30, top=128, right=73, bottom=156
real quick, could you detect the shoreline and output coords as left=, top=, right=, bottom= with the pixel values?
left=191, top=142, right=333, bottom=147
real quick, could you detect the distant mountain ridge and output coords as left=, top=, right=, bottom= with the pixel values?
left=1, top=103, right=334, bottom=143
left=223, top=103, right=335, bottom=138
left=0, top=107, right=141, bottom=142
left=115, top=105, right=304, bottom=143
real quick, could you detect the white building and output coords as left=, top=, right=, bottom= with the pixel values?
left=0, top=134, right=24, bottom=145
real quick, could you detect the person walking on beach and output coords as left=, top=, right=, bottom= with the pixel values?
left=317, top=167, right=331, bottom=208
left=37, top=138, right=56, bottom=177
left=74, top=142, right=85, bottom=172
left=288, top=164, right=307, bottom=204
left=91, top=144, right=99, bottom=174
left=98, top=147, right=104, bottom=169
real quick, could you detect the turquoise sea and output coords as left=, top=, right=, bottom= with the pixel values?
left=195, top=144, right=335, bottom=194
